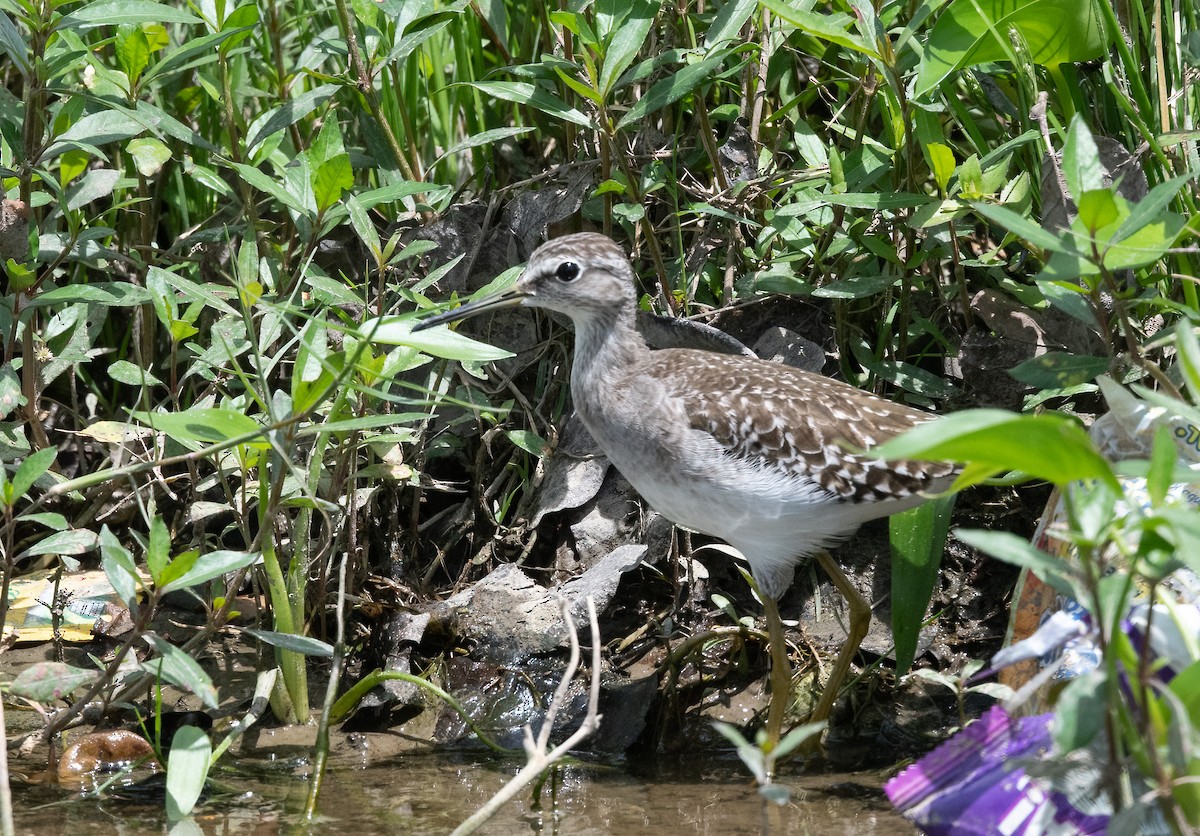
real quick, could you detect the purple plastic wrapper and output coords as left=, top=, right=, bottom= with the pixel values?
left=885, top=706, right=1110, bottom=835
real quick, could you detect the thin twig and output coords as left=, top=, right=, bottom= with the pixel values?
left=450, top=596, right=602, bottom=836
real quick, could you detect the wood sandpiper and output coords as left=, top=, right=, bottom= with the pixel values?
left=414, top=232, right=956, bottom=759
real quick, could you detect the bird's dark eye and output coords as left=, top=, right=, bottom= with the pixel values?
left=555, top=261, right=580, bottom=282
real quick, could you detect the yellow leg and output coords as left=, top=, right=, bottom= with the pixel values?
left=808, top=551, right=872, bottom=727
left=760, top=593, right=791, bottom=777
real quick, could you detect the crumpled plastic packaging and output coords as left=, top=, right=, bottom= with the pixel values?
left=889, top=378, right=1197, bottom=835
left=3, top=569, right=139, bottom=642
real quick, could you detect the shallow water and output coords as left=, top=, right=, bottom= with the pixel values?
left=10, top=746, right=915, bottom=835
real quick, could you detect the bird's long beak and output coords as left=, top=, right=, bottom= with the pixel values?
left=411, top=285, right=530, bottom=332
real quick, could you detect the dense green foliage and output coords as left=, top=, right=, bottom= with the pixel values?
left=0, top=0, right=1198, bottom=826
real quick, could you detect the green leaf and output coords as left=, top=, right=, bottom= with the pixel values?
left=18, top=512, right=70, bottom=530
left=873, top=410, right=1118, bottom=490
left=363, top=316, right=516, bottom=362
left=309, top=118, right=353, bottom=212
left=345, top=194, right=381, bottom=257
left=598, top=0, right=657, bottom=96
left=505, top=429, right=549, bottom=456
left=51, top=110, right=146, bottom=150
left=146, top=515, right=170, bottom=586
left=165, top=725, right=211, bottom=821
left=617, top=49, right=733, bottom=130
left=1076, top=189, right=1119, bottom=233
left=247, top=84, right=338, bottom=151
left=244, top=628, right=334, bottom=657
left=1062, top=116, right=1104, bottom=198
left=61, top=1, right=202, bottom=28
left=12, top=446, right=56, bottom=499
left=1008, top=352, right=1110, bottom=389
left=101, top=526, right=140, bottom=612
left=16, top=529, right=98, bottom=561
left=915, top=0, right=1107, bottom=97
left=115, top=24, right=150, bottom=85
left=109, top=359, right=162, bottom=386
left=30, top=282, right=153, bottom=308
left=127, top=137, right=171, bottom=177
left=954, top=528, right=1081, bottom=598
left=757, top=0, right=879, bottom=57
left=468, top=82, right=597, bottom=129
left=970, top=200, right=1069, bottom=252
left=928, top=142, right=955, bottom=193
left=131, top=407, right=269, bottom=448
left=142, top=634, right=218, bottom=709
left=1176, top=322, right=1200, bottom=404
left=891, top=494, right=956, bottom=674
left=1111, top=172, right=1199, bottom=246
left=1051, top=670, right=1106, bottom=750
left=0, top=11, right=31, bottom=76
left=8, top=662, right=97, bottom=702
left=65, top=169, right=120, bottom=211
left=230, top=162, right=309, bottom=216
left=160, top=549, right=261, bottom=594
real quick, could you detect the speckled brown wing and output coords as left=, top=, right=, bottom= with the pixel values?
left=651, top=349, right=957, bottom=502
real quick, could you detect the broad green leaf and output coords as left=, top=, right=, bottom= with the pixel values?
left=915, top=0, right=1107, bottom=97
left=142, top=634, right=218, bottom=709
left=345, top=194, right=381, bottom=257
left=0, top=11, right=30, bottom=75
left=1076, top=189, right=1119, bottom=233
left=19, top=512, right=70, bottom=530
left=115, top=24, right=150, bottom=84
left=109, top=359, right=162, bottom=386
left=165, top=725, right=210, bottom=821
left=891, top=494, right=956, bottom=674
left=971, top=200, right=1070, bottom=252
left=230, top=162, right=309, bottom=216
left=813, top=275, right=898, bottom=299
left=1061, top=117, right=1105, bottom=198
left=64, top=169, right=120, bottom=210
left=1111, top=172, right=1199, bottom=245
left=131, top=407, right=269, bottom=448
left=127, top=137, right=171, bottom=176
left=468, top=82, right=596, bottom=129
left=309, top=118, right=353, bottom=211
left=8, top=662, right=97, bottom=702
left=954, top=528, right=1081, bottom=598
left=159, top=549, right=261, bottom=594
left=16, top=529, right=98, bottom=561
left=618, top=49, right=733, bottom=130
left=51, top=110, right=146, bottom=150
left=247, top=84, right=337, bottom=151
left=873, top=410, right=1119, bottom=489
left=101, top=526, right=140, bottom=611
left=928, top=142, right=956, bottom=193
left=12, top=446, right=56, bottom=499
left=139, top=28, right=243, bottom=85
left=244, top=628, right=334, bottom=657
left=505, top=429, right=549, bottom=456
left=704, top=0, right=758, bottom=48
left=364, top=316, right=515, bottom=362
left=1008, top=352, right=1110, bottom=389
left=1051, top=670, right=1105, bottom=750
left=30, top=282, right=153, bottom=308
left=61, top=1, right=202, bottom=27
left=146, top=516, right=170, bottom=585
left=757, top=0, right=879, bottom=57
left=598, top=0, right=658, bottom=96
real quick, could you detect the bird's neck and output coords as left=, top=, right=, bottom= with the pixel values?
left=569, top=306, right=648, bottom=419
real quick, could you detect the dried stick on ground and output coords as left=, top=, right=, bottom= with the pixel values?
left=451, top=596, right=602, bottom=836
